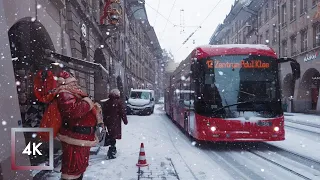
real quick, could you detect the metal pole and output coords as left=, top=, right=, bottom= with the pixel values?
left=278, top=0, right=281, bottom=57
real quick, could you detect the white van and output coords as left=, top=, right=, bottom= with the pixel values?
left=126, top=89, right=155, bottom=115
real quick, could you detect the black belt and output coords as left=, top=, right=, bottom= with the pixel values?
left=63, top=123, right=96, bottom=135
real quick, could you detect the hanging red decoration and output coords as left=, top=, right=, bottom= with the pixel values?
left=100, top=0, right=122, bottom=25
left=33, top=70, right=57, bottom=103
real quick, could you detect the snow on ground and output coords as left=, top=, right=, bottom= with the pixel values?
left=285, top=113, right=320, bottom=126
left=265, top=113, right=320, bottom=162
left=34, top=106, right=320, bottom=179
left=83, top=104, right=234, bottom=180
left=268, top=126, right=320, bottom=162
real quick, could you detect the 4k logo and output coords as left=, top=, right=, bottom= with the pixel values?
left=22, top=142, right=42, bottom=156
left=11, top=128, right=54, bottom=170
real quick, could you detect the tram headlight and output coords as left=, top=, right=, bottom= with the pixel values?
left=210, top=126, right=216, bottom=132
left=274, top=126, right=279, bottom=132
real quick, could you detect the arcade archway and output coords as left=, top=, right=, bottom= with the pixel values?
left=296, top=68, right=320, bottom=111
left=93, top=48, right=109, bottom=100
left=8, top=18, right=55, bottom=165
left=282, top=73, right=295, bottom=98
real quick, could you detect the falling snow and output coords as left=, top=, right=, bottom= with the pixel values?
left=2, top=121, right=7, bottom=126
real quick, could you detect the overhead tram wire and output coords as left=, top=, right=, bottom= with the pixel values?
left=176, top=0, right=223, bottom=52
left=145, top=2, right=176, bottom=26
left=153, top=0, right=161, bottom=26
left=145, top=3, right=200, bottom=28
left=159, top=0, right=178, bottom=40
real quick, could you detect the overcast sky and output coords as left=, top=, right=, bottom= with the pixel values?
left=144, top=0, right=235, bottom=62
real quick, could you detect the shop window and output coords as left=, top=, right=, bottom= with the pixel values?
left=313, top=23, right=320, bottom=47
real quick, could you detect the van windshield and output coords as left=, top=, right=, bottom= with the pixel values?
left=130, top=91, right=151, bottom=100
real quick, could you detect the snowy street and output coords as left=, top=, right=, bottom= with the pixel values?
left=35, top=105, right=320, bottom=180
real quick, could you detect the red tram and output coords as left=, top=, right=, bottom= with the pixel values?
left=165, top=44, right=300, bottom=142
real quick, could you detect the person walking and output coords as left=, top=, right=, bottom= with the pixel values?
left=102, top=89, right=128, bottom=159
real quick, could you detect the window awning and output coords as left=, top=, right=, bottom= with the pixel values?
left=44, top=50, right=109, bottom=76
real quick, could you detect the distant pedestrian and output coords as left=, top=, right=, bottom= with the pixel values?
left=102, top=89, right=128, bottom=159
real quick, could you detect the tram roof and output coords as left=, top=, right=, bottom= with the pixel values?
left=194, top=44, right=277, bottom=59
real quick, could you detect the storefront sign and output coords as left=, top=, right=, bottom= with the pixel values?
left=206, top=59, right=270, bottom=69
left=304, top=52, right=318, bottom=62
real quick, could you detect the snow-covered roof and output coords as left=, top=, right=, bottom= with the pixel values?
left=131, top=89, right=154, bottom=92
left=176, top=90, right=195, bottom=93
left=199, top=44, right=272, bottom=51
left=194, top=44, right=277, bottom=59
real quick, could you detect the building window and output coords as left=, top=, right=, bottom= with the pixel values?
left=272, top=25, right=277, bottom=44
left=282, top=40, right=288, bottom=57
left=266, top=30, right=270, bottom=44
left=313, top=23, right=320, bottom=47
left=243, top=31, right=246, bottom=44
left=301, top=29, right=308, bottom=52
left=313, top=0, right=319, bottom=6
left=291, top=35, right=297, bottom=55
left=300, top=0, right=307, bottom=14
left=265, top=2, right=269, bottom=22
left=282, top=3, right=287, bottom=27
left=259, top=34, right=263, bottom=44
left=258, top=11, right=262, bottom=27
left=290, top=0, right=296, bottom=21
left=272, top=0, right=277, bottom=15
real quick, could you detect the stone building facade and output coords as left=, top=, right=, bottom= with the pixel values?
left=125, top=0, right=163, bottom=99
left=0, top=0, right=162, bottom=178
left=210, top=0, right=320, bottom=113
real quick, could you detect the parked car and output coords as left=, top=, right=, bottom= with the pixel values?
left=126, top=89, right=155, bottom=115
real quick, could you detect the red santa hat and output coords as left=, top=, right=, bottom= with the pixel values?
left=56, top=71, right=77, bottom=85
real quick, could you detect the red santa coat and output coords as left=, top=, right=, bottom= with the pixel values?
left=102, top=94, right=128, bottom=139
left=56, top=90, right=98, bottom=146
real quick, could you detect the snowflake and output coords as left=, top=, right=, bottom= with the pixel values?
left=2, top=121, right=7, bottom=126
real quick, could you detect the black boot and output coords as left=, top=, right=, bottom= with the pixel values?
left=107, top=146, right=116, bottom=159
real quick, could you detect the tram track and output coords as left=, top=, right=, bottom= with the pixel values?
left=247, top=143, right=320, bottom=180
left=285, top=119, right=320, bottom=129
left=160, top=107, right=320, bottom=179
left=285, top=124, right=320, bottom=136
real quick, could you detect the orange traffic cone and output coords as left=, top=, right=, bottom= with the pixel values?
left=136, top=143, right=149, bottom=167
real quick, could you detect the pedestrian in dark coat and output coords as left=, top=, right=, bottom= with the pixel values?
left=102, top=88, right=128, bottom=159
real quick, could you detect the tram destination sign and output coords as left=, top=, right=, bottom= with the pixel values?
left=206, top=59, right=270, bottom=69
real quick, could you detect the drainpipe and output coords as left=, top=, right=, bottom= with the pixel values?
left=278, top=0, right=281, bottom=57
left=59, top=9, right=65, bottom=55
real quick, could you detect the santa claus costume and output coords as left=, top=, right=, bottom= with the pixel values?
left=54, top=71, right=99, bottom=180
